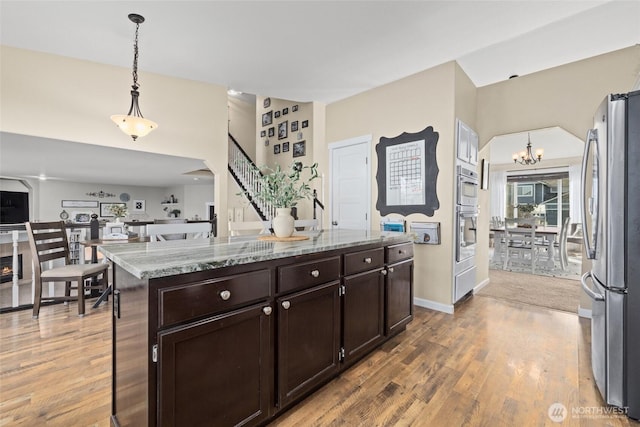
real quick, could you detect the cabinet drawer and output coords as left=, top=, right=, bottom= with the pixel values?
left=344, top=247, right=384, bottom=276
left=278, top=256, right=340, bottom=294
left=158, top=269, right=271, bottom=328
left=386, top=242, right=413, bottom=264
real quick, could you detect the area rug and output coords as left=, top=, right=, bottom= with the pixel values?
left=477, top=269, right=581, bottom=314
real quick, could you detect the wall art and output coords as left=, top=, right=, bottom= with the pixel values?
left=278, top=121, right=288, bottom=140
left=293, top=141, right=306, bottom=158
left=61, top=200, right=99, bottom=208
left=274, top=144, right=281, bottom=154
left=262, top=111, right=272, bottom=127
left=301, top=120, right=309, bottom=128
left=291, top=121, right=298, bottom=132
left=282, top=142, right=290, bottom=152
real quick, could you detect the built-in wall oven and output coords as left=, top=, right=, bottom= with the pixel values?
left=456, top=165, right=479, bottom=206
left=454, top=164, right=479, bottom=303
left=456, top=206, right=478, bottom=263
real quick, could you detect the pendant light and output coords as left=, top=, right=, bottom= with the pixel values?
left=111, top=13, right=157, bottom=141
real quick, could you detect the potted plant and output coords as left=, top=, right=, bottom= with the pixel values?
left=241, top=162, right=319, bottom=237
left=109, top=204, right=128, bottom=223
left=516, top=203, right=537, bottom=218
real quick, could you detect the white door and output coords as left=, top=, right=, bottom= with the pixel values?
left=329, top=136, right=371, bottom=230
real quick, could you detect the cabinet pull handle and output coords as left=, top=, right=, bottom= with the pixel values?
left=263, top=306, right=272, bottom=316
left=364, top=257, right=372, bottom=264
left=388, top=267, right=394, bottom=273
left=380, top=269, right=387, bottom=276
left=220, top=290, right=231, bottom=300
left=310, top=269, right=320, bottom=278
left=282, top=301, right=291, bottom=310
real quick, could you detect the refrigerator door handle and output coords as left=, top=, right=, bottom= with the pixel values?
left=581, top=128, right=598, bottom=259
left=581, top=272, right=605, bottom=301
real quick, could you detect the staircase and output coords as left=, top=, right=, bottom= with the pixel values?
left=228, top=134, right=274, bottom=221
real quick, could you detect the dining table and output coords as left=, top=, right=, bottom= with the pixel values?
left=491, top=225, right=560, bottom=269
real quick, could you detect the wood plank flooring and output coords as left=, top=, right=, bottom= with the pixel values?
left=1, top=293, right=638, bottom=426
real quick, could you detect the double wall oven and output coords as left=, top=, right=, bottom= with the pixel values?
left=454, top=164, right=479, bottom=302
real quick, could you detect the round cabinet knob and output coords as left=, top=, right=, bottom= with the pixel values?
left=262, top=306, right=272, bottom=316
left=380, top=269, right=387, bottom=276
left=388, top=267, right=394, bottom=273
left=364, top=257, right=372, bottom=264
left=282, top=301, right=291, bottom=310
left=310, top=270, right=320, bottom=278
left=219, top=290, right=231, bottom=300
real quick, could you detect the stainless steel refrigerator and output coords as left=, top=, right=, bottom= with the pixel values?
left=581, top=90, right=639, bottom=420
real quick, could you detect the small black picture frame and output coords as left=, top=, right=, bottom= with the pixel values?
left=292, top=105, right=299, bottom=112
left=283, top=107, right=289, bottom=115
left=282, top=142, right=290, bottom=152
left=274, top=144, right=281, bottom=154
left=275, top=111, right=281, bottom=118
left=293, top=141, right=306, bottom=158
left=262, top=111, right=272, bottom=127
left=264, top=139, right=270, bottom=146
left=268, top=127, right=275, bottom=137
left=263, top=97, right=271, bottom=108
left=260, top=130, right=266, bottom=137
left=278, top=121, right=288, bottom=140
left=291, top=121, right=299, bottom=132
left=302, top=120, right=309, bottom=128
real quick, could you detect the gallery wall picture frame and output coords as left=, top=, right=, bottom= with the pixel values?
left=100, top=202, right=126, bottom=217
left=291, top=120, right=299, bottom=132
left=264, top=139, right=270, bottom=146
left=260, top=130, right=266, bottom=137
left=132, top=199, right=146, bottom=212
left=301, top=120, right=309, bottom=128
left=282, top=142, right=290, bottom=152
left=275, top=111, right=281, bottom=118
left=293, top=141, right=306, bottom=158
left=263, top=97, right=271, bottom=108
left=61, top=200, right=99, bottom=208
left=274, top=144, right=281, bottom=154
left=283, top=107, right=289, bottom=115
left=292, top=105, right=298, bottom=112
left=268, top=127, right=275, bottom=137
left=278, top=121, right=288, bottom=140
left=262, top=111, right=272, bottom=127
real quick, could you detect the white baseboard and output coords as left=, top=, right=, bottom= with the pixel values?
left=578, top=305, right=592, bottom=319
left=473, top=278, right=490, bottom=293
left=414, top=297, right=454, bottom=314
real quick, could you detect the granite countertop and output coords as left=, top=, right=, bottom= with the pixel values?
left=98, top=229, right=411, bottom=280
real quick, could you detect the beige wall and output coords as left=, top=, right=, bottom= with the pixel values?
left=477, top=45, right=640, bottom=312
left=326, top=62, right=458, bottom=307
left=1, top=46, right=230, bottom=235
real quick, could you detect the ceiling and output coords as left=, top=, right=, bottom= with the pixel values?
left=1, top=1, right=637, bottom=104
left=0, top=1, right=638, bottom=186
left=0, top=132, right=213, bottom=187
left=489, top=127, right=585, bottom=165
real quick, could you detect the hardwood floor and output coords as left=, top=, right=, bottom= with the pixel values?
left=1, top=295, right=638, bottom=426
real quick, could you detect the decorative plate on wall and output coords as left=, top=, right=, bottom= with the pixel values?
left=119, top=193, right=130, bottom=202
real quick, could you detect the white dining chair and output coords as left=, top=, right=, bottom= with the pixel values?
left=146, top=222, right=212, bottom=241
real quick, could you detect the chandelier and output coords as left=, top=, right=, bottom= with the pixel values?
left=513, top=133, right=543, bottom=165
left=110, top=13, right=157, bottom=141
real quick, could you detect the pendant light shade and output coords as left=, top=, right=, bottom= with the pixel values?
left=111, top=13, right=157, bottom=141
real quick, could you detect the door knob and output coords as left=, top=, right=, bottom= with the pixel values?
left=332, top=221, right=338, bottom=226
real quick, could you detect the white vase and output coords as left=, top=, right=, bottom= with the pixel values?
left=272, top=208, right=295, bottom=238
left=115, top=217, right=122, bottom=223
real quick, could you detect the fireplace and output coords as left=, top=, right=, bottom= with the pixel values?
left=0, top=254, right=22, bottom=283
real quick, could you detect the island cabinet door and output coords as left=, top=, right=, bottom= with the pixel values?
left=342, top=268, right=385, bottom=366
left=277, top=281, right=340, bottom=408
left=156, top=302, right=272, bottom=427
left=386, top=258, right=414, bottom=336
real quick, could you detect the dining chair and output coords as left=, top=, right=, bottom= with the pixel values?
left=228, top=220, right=272, bottom=236
left=153, top=218, right=188, bottom=240
left=146, top=222, right=212, bottom=241
left=26, top=221, right=109, bottom=318
left=294, top=219, right=319, bottom=231
left=503, top=222, right=539, bottom=274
